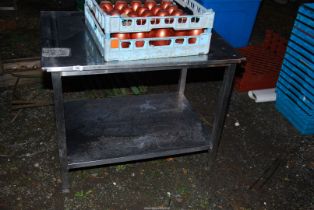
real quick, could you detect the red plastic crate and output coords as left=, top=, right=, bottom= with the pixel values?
left=235, top=30, right=287, bottom=92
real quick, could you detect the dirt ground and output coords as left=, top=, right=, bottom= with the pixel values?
left=1, top=0, right=314, bottom=209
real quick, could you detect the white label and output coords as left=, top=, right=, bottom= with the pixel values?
left=42, top=48, right=71, bottom=57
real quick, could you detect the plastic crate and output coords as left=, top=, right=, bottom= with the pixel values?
left=284, top=53, right=313, bottom=78
left=197, top=0, right=261, bottom=48
left=283, top=59, right=313, bottom=82
left=285, top=46, right=313, bottom=72
left=281, top=62, right=314, bottom=92
left=86, top=0, right=214, bottom=33
left=276, top=92, right=314, bottom=135
left=276, top=88, right=314, bottom=119
left=278, top=72, right=314, bottom=103
left=84, top=0, right=214, bottom=61
left=291, top=20, right=314, bottom=45
left=277, top=79, right=313, bottom=115
left=276, top=100, right=314, bottom=129
left=276, top=90, right=314, bottom=132
left=295, top=18, right=314, bottom=36
left=298, top=5, right=314, bottom=27
left=289, top=35, right=314, bottom=61
left=275, top=3, right=314, bottom=135
left=235, top=30, right=286, bottom=92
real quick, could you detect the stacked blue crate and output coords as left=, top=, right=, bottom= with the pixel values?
left=276, top=3, right=314, bottom=135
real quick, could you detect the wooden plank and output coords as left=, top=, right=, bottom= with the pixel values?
left=0, top=70, right=42, bottom=87
left=2, top=57, right=40, bottom=72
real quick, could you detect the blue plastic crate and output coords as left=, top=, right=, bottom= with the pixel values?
left=295, top=18, right=314, bottom=35
left=278, top=71, right=314, bottom=103
left=276, top=88, right=314, bottom=120
left=277, top=78, right=314, bottom=114
left=276, top=87, right=313, bottom=120
left=296, top=12, right=314, bottom=27
left=286, top=44, right=313, bottom=67
left=275, top=4, right=314, bottom=135
left=284, top=42, right=314, bottom=69
left=296, top=8, right=314, bottom=25
left=276, top=92, right=314, bottom=135
left=287, top=38, right=314, bottom=62
left=197, top=0, right=261, bottom=48
left=277, top=89, right=314, bottom=121
left=281, top=63, right=314, bottom=92
left=285, top=46, right=314, bottom=74
left=276, top=102, right=314, bottom=133
left=284, top=53, right=314, bottom=78
left=276, top=81, right=313, bottom=116
left=305, top=3, right=314, bottom=10
left=292, top=27, right=314, bottom=46
left=282, top=58, right=314, bottom=83
left=276, top=102, right=314, bottom=129
left=277, top=91, right=314, bottom=127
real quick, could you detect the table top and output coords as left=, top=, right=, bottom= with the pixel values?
left=40, top=11, right=245, bottom=75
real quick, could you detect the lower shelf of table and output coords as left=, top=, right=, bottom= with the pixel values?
left=64, top=93, right=212, bottom=169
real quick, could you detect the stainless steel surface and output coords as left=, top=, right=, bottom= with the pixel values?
left=40, top=11, right=244, bottom=74
left=65, top=93, right=211, bottom=169
left=42, top=11, right=245, bottom=192
left=51, top=72, right=69, bottom=193
left=208, top=64, right=237, bottom=166
left=178, top=67, right=188, bottom=106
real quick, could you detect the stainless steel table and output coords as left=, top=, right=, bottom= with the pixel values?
left=41, top=11, right=245, bottom=192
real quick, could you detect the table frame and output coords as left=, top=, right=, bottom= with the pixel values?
left=41, top=11, right=242, bottom=193
left=51, top=64, right=236, bottom=192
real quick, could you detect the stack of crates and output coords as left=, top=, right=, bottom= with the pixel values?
left=276, top=3, right=314, bottom=135
left=84, top=0, right=215, bottom=61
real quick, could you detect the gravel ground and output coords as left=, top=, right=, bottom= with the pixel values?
left=1, top=0, right=314, bottom=209
left=0, top=79, right=313, bottom=209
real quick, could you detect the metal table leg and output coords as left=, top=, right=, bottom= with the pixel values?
left=51, top=72, right=70, bottom=193
left=177, top=68, right=188, bottom=109
left=178, top=68, right=188, bottom=97
left=209, top=64, right=236, bottom=161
